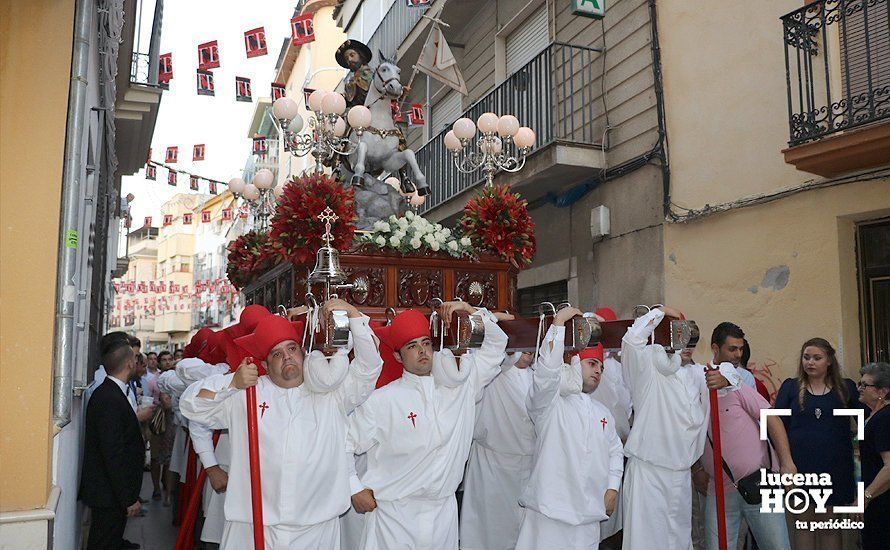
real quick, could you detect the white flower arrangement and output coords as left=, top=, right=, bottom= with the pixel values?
left=357, top=213, right=472, bottom=258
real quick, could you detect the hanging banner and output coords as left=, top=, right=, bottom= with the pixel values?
left=197, top=69, right=215, bottom=96
left=391, top=100, right=404, bottom=123
left=165, top=146, right=178, bottom=163
left=190, top=175, right=199, bottom=190
left=159, top=53, right=173, bottom=86
left=408, top=103, right=425, bottom=125
left=209, top=181, right=218, bottom=195
left=193, top=144, right=205, bottom=161
left=244, top=27, right=268, bottom=58
left=146, top=164, right=156, bottom=180
left=236, top=76, right=253, bottom=102
left=198, top=40, right=221, bottom=70
left=163, top=214, right=173, bottom=226
left=291, top=13, right=315, bottom=46
left=239, top=205, right=249, bottom=219
left=183, top=212, right=193, bottom=225
left=201, top=210, right=212, bottom=223
left=168, top=169, right=178, bottom=186
left=252, top=135, right=268, bottom=155
left=271, top=82, right=286, bottom=101
left=144, top=216, right=152, bottom=227
left=222, top=207, right=233, bottom=221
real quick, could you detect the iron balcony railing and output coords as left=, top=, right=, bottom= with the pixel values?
left=129, top=0, right=164, bottom=86
left=782, top=0, right=890, bottom=146
left=417, top=42, right=602, bottom=212
left=367, top=0, right=430, bottom=60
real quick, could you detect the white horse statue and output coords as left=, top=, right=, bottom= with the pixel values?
left=347, top=53, right=428, bottom=198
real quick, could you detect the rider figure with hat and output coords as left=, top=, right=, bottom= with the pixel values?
left=336, top=39, right=374, bottom=108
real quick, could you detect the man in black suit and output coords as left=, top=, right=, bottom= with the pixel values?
left=80, top=337, right=153, bottom=549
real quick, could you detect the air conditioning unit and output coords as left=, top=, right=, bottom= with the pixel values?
left=590, top=205, right=610, bottom=242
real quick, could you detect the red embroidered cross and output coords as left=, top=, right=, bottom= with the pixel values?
left=600, top=417, right=608, bottom=430
left=408, top=412, right=417, bottom=428
left=259, top=401, right=269, bottom=418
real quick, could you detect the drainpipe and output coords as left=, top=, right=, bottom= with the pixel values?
left=53, top=0, right=93, bottom=430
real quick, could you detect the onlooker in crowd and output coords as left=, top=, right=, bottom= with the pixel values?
left=774, top=338, right=860, bottom=550
left=857, top=362, right=890, bottom=550
left=173, top=348, right=184, bottom=362
left=85, top=332, right=131, bottom=403
left=141, top=352, right=160, bottom=405
left=699, top=327, right=797, bottom=548
left=80, top=336, right=154, bottom=549
left=145, top=351, right=158, bottom=373
left=149, top=350, right=177, bottom=504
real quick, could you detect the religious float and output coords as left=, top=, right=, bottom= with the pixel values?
left=176, top=38, right=708, bottom=550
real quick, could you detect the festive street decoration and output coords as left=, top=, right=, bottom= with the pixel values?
left=226, top=230, right=279, bottom=289
left=236, top=76, right=253, bottom=102
left=168, top=169, right=178, bottom=186
left=197, top=69, right=215, bottom=96
left=163, top=214, right=173, bottom=226
left=460, top=184, right=536, bottom=268
left=190, top=175, right=199, bottom=190
left=193, top=144, right=205, bottom=161
left=144, top=216, right=153, bottom=227
left=252, top=136, right=268, bottom=156
left=183, top=212, right=193, bottom=225
left=268, top=174, right=356, bottom=265
left=271, top=83, right=286, bottom=101
left=290, top=13, right=315, bottom=46
left=222, top=207, right=233, bottom=221
left=201, top=210, right=212, bottom=223
left=166, top=146, right=178, bottom=163
left=198, top=40, right=220, bottom=70
left=159, top=53, right=173, bottom=86
left=146, top=164, right=156, bottom=180
left=244, top=27, right=267, bottom=58
left=209, top=181, right=217, bottom=194
left=408, top=103, right=425, bottom=126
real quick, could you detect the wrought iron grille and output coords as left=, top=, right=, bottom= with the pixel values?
left=417, top=42, right=602, bottom=213
left=782, top=0, right=890, bottom=146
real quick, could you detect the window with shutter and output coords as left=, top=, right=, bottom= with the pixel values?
left=506, top=6, right=549, bottom=76
left=840, top=1, right=890, bottom=112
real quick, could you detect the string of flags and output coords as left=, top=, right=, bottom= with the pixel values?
left=110, top=278, right=238, bottom=324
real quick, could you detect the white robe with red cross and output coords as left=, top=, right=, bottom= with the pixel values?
left=180, top=316, right=382, bottom=549
left=346, top=308, right=508, bottom=550
left=516, top=325, right=624, bottom=550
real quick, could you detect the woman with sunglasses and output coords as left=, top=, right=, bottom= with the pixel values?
left=856, top=362, right=890, bottom=550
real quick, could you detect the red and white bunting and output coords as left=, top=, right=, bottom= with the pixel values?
left=271, top=82, right=286, bottom=101
left=159, top=53, right=173, bottom=85
left=193, top=143, right=205, bottom=161
left=198, top=40, right=220, bottom=70
left=183, top=212, right=193, bottom=225
left=201, top=210, right=212, bottom=223
left=165, top=146, right=178, bottom=163
left=408, top=103, right=425, bottom=125
left=197, top=69, right=215, bottom=96
left=236, top=76, right=253, bottom=102
left=146, top=164, right=156, bottom=180
left=163, top=214, right=173, bottom=226
left=209, top=181, right=217, bottom=195
left=144, top=216, right=152, bottom=227
left=244, top=27, right=268, bottom=58
left=222, top=207, right=233, bottom=221
left=252, top=135, right=268, bottom=156
left=167, top=169, right=177, bottom=186
left=190, top=175, right=199, bottom=190
left=290, top=13, right=315, bottom=46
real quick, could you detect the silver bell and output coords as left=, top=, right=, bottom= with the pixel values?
left=308, top=245, right=348, bottom=285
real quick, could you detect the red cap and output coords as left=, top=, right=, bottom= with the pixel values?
left=594, top=307, right=617, bottom=322
left=234, top=315, right=305, bottom=363
left=577, top=343, right=604, bottom=363
left=371, top=320, right=403, bottom=388
left=378, top=309, right=430, bottom=351
left=225, top=304, right=272, bottom=339
left=184, top=327, right=215, bottom=359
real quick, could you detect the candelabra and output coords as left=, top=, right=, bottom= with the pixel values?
left=270, top=91, right=373, bottom=175
left=445, top=113, right=536, bottom=187
left=227, top=169, right=278, bottom=232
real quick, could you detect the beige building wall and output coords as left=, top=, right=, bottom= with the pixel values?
left=0, top=0, right=74, bottom=515
left=658, top=0, right=890, bottom=390
left=278, top=1, right=346, bottom=177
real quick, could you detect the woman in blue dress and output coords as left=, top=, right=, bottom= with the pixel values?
left=774, top=337, right=860, bottom=550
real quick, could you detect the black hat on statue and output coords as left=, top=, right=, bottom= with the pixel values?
left=336, top=39, right=373, bottom=69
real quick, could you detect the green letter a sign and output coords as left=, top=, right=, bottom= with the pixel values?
left=572, top=0, right=605, bottom=19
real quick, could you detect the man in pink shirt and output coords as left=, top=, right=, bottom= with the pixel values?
left=700, top=378, right=797, bottom=550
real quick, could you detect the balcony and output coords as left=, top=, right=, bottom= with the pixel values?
left=418, top=42, right=605, bottom=220
left=781, top=0, right=890, bottom=176
left=367, top=0, right=430, bottom=60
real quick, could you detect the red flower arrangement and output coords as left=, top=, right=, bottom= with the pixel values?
left=269, top=173, right=357, bottom=265
left=226, top=230, right=278, bottom=289
left=460, top=184, right=536, bottom=268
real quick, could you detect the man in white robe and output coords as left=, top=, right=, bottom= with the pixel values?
left=347, top=302, right=509, bottom=550
left=460, top=352, right=535, bottom=550
left=621, top=307, right=740, bottom=550
left=181, top=299, right=382, bottom=549
left=176, top=354, right=232, bottom=545
left=516, top=307, right=624, bottom=549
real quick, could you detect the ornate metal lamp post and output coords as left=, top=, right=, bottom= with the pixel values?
left=227, top=168, right=278, bottom=232
left=444, top=113, right=536, bottom=186
left=270, top=92, right=373, bottom=174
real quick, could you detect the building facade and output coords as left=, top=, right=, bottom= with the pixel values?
left=659, top=0, right=890, bottom=389
left=0, top=0, right=164, bottom=546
